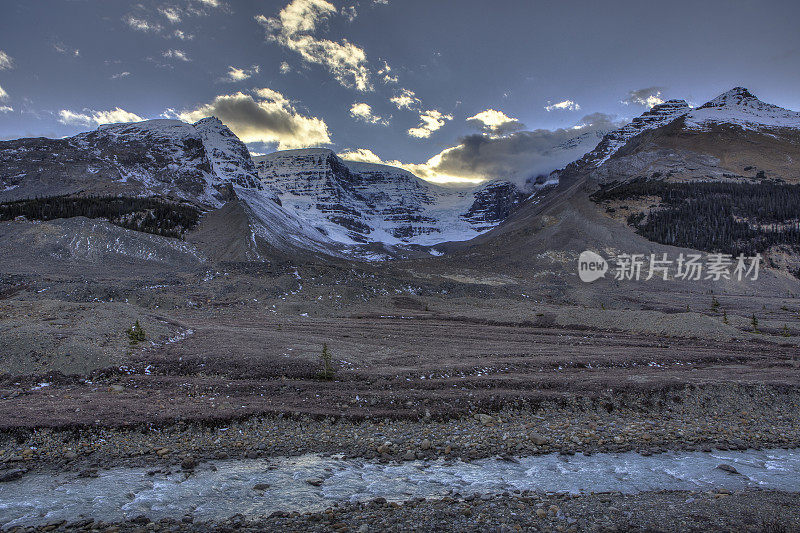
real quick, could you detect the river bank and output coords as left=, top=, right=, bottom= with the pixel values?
left=2, top=447, right=800, bottom=530
left=2, top=383, right=799, bottom=476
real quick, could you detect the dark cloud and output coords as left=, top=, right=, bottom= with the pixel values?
left=429, top=113, right=623, bottom=184
left=178, top=89, right=331, bottom=149
left=622, top=87, right=665, bottom=108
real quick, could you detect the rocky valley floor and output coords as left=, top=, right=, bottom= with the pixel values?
left=1, top=263, right=800, bottom=531
left=19, top=490, right=794, bottom=533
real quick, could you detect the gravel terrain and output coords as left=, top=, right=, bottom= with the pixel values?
left=8, top=490, right=799, bottom=532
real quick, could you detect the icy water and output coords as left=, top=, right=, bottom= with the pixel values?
left=1, top=448, right=799, bottom=528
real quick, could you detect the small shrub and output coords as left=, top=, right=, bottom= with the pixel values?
left=316, top=343, right=335, bottom=380
left=751, top=313, right=759, bottom=333
left=127, top=320, right=146, bottom=344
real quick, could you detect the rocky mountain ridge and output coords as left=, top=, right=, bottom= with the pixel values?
left=558, top=87, right=800, bottom=186
left=0, top=118, right=261, bottom=207
left=254, top=149, right=527, bottom=247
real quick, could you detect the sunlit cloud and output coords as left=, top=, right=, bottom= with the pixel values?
left=466, top=109, right=524, bottom=135
left=338, top=147, right=482, bottom=185
left=0, top=85, right=9, bottom=101
left=58, top=107, right=144, bottom=127
left=622, top=86, right=665, bottom=108
left=123, top=15, right=163, bottom=33
left=255, top=0, right=373, bottom=91
left=349, top=102, right=389, bottom=125
left=173, top=29, right=194, bottom=40
left=0, top=51, right=13, bottom=70
left=177, top=88, right=331, bottom=149
left=0, top=105, right=13, bottom=113
left=341, top=112, right=622, bottom=184
left=223, top=65, right=260, bottom=82
left=341, top=5, right=357, bottom=22
left=377, top=62, right=397, bottom=84
left=158, top=6, right=183, bottom=24
left=544, top=99, right=580, bottom=112
left=279, top=61, right=292, bottom=74
left=163, top=49, right=191, bottom=62
left=407, top=109, right=452, bottom=138
left=389, top=88, right=421, bottom=111
left=111, top=71, right=131, bottom=79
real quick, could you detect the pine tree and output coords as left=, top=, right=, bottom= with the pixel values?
left=318, top=343, right=334, bottom=380
left=127, top=320, right=146, bottom=344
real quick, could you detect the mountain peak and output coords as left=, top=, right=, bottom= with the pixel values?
left=698, top=86, right=760, bottom=109
left=688, top=86, right=800, bottom=131
left=193, top=116, right=225, bottom=128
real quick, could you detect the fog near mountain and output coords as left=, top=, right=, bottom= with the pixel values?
left=427, top=114, right=620, bottom=186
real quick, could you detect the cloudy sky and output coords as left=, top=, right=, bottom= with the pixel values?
left=1, top=0, right=799, bottom=184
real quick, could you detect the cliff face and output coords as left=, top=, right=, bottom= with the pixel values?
left=0, top=117, right=261, bottom=207
left=254, top=149, right=527, bottom=246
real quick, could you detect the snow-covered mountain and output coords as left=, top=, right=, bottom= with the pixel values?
left=559, top=87, right=800, bottom=183
left=558, top=87, right=800, bottom=186
left=253, top=149, right=527, bottom=247
left=574, top=99, right=691, bottom=170
left=687, top=86, right=800, bottom=131
left=0, top=118, right=530, bottom=257
left=0, top=117, right=261, bottom=206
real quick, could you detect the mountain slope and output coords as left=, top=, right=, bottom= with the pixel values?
left=0, top=118, right=261, bottom=206
left=564, top=87, right=800, bottom=185
left=438, top=87, right=800, bottom=291
left=254, top=149, right=526, bottom=247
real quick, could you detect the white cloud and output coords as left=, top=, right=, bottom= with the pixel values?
left=0, top=51, right=13, bottom=70
left=177, top=88, right=331, bottom=150
left=223, top=65, right=260, bottom=82
left=466, top=109, right=524, bottom=135
left=349, top=102, right=389, bottom=125
left=255, top=0, right=373, bottom=91
left=163, top=49, right=191, bottom=62
left=125, top=2, right=221, bottom=36
left=544, top=99, right=581, bottom=112
left=622, top=87, right=665, bottom=108
left=407, top=109, right=452, bottom=139
left=173, top=29, right=194, bottom=40
left=279, top=61, right=292, bottom=74
left=111, top=71, right=131, bottom=79
left=158, top=6, right=183, bottom=23
left=338, top=148, right=384, bottom=164
left=124, top=15, right=163, bottom=33
left=58, top=107, right=144, bottom=128
left=342, top=5, right=357, bottom=22
left=53, top=42, right=80, bottom=57
left=0, top=85, right=8, bottom=101
left=372, top=0, right=389, bottom=4
left=0, top=105, right=12, bottom=113
left=389, top=88, right=421, bottom=111
left=377, top=62, right=398, bottom=84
